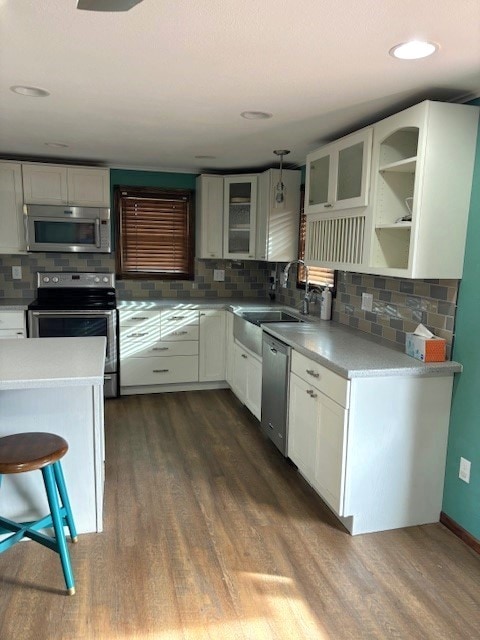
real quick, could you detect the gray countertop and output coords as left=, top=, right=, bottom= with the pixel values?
left=262, top=321, right=461, bottom=378
left=0, top=337, right=106, bottom=390
left=0, top=299, right=32, bottom=311
left=118, top=297, right=462, bottom=379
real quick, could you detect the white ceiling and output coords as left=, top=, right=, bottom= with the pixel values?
left=1, top=0, right=479, bottom=173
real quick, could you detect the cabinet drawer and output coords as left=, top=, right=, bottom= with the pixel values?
left=119, top=309, right=161, bottom=327
left=291, top=350, right=349, bottom=408
left=0, top=329, right=25, bottom=339
left=121, top=355, right=199, bottom=386
left=0, top=311, right=25, bottom=330
left=161, top=309, right=199, bottom=325
left=120, top=339, right=198, bottom=359
left=160, top=324, right=199, bottom=341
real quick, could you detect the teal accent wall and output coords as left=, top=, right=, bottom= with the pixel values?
left=442, top=98, right=480, bottom=539
left=110, top=168, right=197, bottom=192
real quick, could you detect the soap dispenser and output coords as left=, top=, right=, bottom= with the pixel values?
left=320, top=286, right=332, bottom=320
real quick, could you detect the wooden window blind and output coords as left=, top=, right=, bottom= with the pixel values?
left=297, top=188, right=335, bottom=289
left=116, top=186, right=194, bottom=279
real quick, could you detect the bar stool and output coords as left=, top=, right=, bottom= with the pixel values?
left=0, top=432, right=78, bottom=595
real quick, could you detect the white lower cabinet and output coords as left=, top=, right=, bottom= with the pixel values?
left=288, top=350, right=454, bottom=535
left=0, top=311, right=26, bottom=338
left=231, top=342, right=262, bottom=420
left=225, top=312, right=235, bottom=387
left=120, top=307, right=229, bottom=392
left=199, top=310, right=226, bottom=382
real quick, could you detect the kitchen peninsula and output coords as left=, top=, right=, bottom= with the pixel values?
left=0, top=337, right=106, bottom=534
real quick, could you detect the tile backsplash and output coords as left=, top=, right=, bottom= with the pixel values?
left=0, top=254, right=458, bottom=357
left=0, top=254, right=271, bottom=301
left=275, top=267, right=458, bottom=357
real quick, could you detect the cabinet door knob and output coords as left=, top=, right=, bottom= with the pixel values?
left=306, top=369, right=320, bottom=378
left=306, top=389, right=317, bottom=398
left=324, top=203, right=333, bottom=208
left=241, top=354, right=248, bottom=359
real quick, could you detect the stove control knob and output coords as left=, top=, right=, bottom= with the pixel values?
left=94, top=277, right=100, bottom=283
left=52, top=277, right=59, bottom=283
left=102, top=276, right=109, bottom=283
left=43, top=276, right=50, bottom=283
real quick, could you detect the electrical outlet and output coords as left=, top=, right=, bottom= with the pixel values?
left=213, top=269, right=225, bottom=282
left=361, top=292, right=373, bottom=312
left=12, top=266, right=22, bottom=280
left=459, top=457, right=471, bottom=483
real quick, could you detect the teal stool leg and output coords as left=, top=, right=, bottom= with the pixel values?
left=52, top=461, right=78, bottom=542
left=42, top=465, right=75, bottom=595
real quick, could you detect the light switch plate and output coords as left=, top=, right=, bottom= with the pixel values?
left=214, top=269, right=225, bottom=282
left=459, top=457, right=471, bottom=483
left=12, top=266, right=22, bottom=280
left=361, top=292, right=373, bottom=312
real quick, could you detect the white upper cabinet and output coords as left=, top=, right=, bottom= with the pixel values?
left=223, top=175, right=257, bottom=259
left=368, top=101, right=479, bottom=279
left=305, top=128, right=373, bottom=214
left=195, top=175, right=224, bottom=259
left=23, top=164, right=110, bottom=207
left=0, top=162, right=26, bottom=254
left=256, top=169, right=301, bottom=262
left=196, top=169, right=301, bottom=262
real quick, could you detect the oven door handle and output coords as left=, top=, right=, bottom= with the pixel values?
left=95, top=218, right=101, bottom=248
left=30, top=310, right=116, bottom=317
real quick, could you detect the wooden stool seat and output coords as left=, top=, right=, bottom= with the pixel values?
left=0, top=432, right=77, bottom=596
left=0, top=432, right=68, bottom=474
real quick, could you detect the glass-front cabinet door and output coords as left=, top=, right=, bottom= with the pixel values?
left=305, top=128, right=372, bottom=214
left=223, top=175, right=257, bottom=259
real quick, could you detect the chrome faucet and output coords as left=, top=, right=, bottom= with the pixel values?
left=283, top=259, right=310, bottom=315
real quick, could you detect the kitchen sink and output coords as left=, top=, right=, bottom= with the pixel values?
left=240, top=310, right=304, bottom=326
left=233, top=309, right=304, bottom=356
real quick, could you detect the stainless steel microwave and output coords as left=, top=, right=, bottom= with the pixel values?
left=24, top=204, right=111, bottom=253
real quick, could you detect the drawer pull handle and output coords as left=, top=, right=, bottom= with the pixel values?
left=270, top=347, right=277, bottom=354
left=127, top=332, right=147, bottom=338
left=306, top=369, right=320, bottom=378
left=170, top=316, right=186, bottom=320
left=131, top=316, right=149, bottom=320
left=172, top=331, right=188, bottom=335
left=241, top=354, right=248, bottom=359
left=152, top=347, right=169, bottom=351
left=306, top=389, right=317, bottom=398
left=153, top=369, right=169, bottom=373
left=324, top=203, right=333, bottom=208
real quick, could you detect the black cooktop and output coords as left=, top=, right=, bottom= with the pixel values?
left=28, top=288, right=116, bottom=311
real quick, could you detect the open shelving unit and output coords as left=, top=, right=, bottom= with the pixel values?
left=371, top=126, right=419, bottom=270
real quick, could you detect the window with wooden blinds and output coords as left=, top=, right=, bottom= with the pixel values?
left=115, top=186, right=194, bottom=279
left=297, top=188, right=335, bottom=289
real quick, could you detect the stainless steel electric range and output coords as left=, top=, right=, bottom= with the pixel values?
left=28, top=272, right=118, bottom=397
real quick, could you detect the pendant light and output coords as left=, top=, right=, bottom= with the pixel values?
left=273, top=149, right=290, bottom=204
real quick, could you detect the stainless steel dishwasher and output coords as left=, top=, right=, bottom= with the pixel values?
left=261, top=333, right=291, bottom=455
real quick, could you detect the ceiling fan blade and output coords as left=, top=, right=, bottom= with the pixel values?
left=77, top=0, right=143, bottom=11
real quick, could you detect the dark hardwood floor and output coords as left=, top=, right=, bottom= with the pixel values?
left=1, top=390, right=480, bottom=639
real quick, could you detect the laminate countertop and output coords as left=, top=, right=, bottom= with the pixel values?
left=262, top=321, right=461, bottom=378
left=0, top=337, right=106, bottom=390
left=0, top=299, right=32, bottom=311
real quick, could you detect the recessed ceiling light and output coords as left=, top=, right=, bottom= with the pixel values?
left=194, top=155, right=216, bottom=159
left=45, top=142, right=69, bottom=148
left=10, top=85, right=50, bottom=97
left=389, top=40, right=438, bottom=60
left=240, top=111, right=273, bottom=120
